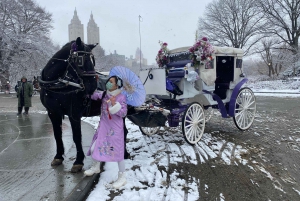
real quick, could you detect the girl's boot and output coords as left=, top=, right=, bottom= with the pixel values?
left=112, top=172, right=126, bottom=189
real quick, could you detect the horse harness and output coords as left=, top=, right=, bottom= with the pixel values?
left=38, top=44, right=97, bottom=94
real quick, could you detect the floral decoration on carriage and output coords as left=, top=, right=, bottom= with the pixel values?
left=156, top=41, right=170, bottom=67
left=189, top=37, right=214, bottom=68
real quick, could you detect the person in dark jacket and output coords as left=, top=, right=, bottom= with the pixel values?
left=17, top=76, right=33, bottom=115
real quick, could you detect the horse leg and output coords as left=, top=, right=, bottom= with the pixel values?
left=69, top=117, right=84, bottom=173
left=48, top=112, right=64, bottom=166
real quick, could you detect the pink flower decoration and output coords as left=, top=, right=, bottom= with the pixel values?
left=189, top=36, right=214, bottom=66
left=156, top=41, right=169, bottom=67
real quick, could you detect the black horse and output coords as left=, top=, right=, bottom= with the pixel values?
left=39, top=37, right=98, bottom=172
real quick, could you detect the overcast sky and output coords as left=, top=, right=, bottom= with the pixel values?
left=36, top=0, right=212, bottom=64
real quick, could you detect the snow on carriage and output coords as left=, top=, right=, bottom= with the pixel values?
left=126, top=41, right=256, bottom=145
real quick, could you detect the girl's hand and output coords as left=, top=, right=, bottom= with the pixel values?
left=110, top=96, right=116, bottom=106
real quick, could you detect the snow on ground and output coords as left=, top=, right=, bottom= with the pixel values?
left=81, top=118, right=271, bottom=201
left=245, top=79, right=300, bottom=96
left=246, top=79, right=300, bottom=91
left=81, top=80, right=300, bottom=200
left=253, top=90, right=300, bottom=97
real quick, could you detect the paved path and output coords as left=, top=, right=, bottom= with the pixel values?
left=0, top=94, right=97, bottom=201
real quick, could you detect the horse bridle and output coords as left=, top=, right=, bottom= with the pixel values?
left=38, top=45, right=98, bottom=93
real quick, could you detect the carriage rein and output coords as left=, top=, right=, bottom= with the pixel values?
left=38, top=49, right=97, bottom=94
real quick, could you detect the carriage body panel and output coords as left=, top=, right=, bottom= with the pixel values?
left=139, top=68, right=168, bottom=95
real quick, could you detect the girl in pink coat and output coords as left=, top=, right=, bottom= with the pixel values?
left=84, top=76, right=127, bottom=189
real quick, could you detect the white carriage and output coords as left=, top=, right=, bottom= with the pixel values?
left=128, top=46, right=256, bottom=145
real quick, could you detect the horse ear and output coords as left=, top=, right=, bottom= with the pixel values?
left=76, top=37, right=82, bottom=46
left=87, top=43, right=98, bottom=50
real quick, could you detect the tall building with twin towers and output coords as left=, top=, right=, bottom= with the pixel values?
left=68, top=8, right=148, bottom=70
left=68, top=8, right=100, bottom=44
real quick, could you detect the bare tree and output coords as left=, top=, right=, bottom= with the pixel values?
left=257, top=0, right=300, bottom=52
left=197, top=0, right=268, bottom=55
left=0, top=0, right=54, bottom=84
left=255, top=38, right=278, bottom=76
left=253, top=38, right=293, bottom=77
left=243, top=58, right=271, bottom=77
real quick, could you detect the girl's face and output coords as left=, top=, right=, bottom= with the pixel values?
left=108, top=77, right=118, bottom=91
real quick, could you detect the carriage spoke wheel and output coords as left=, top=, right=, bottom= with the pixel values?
left=233, top=87, right=256, bottom=131
left=139, top=126, right=160, bottom=136
left=182, top=102, right=205, bottom=145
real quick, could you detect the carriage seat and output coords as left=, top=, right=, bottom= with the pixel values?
left=167, top=69, right=185, bottom=83
left=166, top=69, right=185, bottom=96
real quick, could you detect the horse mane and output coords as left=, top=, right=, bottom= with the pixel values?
left=43, top=41, right=73, bottom=70
left=52, top=42, right=73, bottom=59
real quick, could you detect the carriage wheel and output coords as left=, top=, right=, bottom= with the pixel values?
left=204, top=107, right=213, bottom=122
left=233, top=87, right=256, bottom=131
left=139, top=126, right=160, bottom=136
left=182, top=102, right=205, bottom=145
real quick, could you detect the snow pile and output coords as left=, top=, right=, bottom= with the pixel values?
left=245, top=79, right=300, bottom=90
left=245, top=80, right=300, bottom=90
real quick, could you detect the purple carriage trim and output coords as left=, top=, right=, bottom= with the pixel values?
left=202, top=90, right=228, bottom=118
left=228, top=78, right=248, bottom=117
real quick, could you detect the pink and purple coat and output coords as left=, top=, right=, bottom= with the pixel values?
left=87, top=90, right=127, bottom=162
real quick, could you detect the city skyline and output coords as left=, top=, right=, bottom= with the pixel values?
left=36, top=0, right=211, bottom=64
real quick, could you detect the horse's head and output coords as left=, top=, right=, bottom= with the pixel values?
left=69, top=37, right=98, bottom=95
left=41, top=37, right=98, bottom=96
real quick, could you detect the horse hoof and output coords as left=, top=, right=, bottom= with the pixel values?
left=71, top=164, right=83, bottom=173
left=51, top=158, right=63, bottom=166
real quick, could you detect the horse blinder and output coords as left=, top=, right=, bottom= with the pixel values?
left=71, top=52, right=84, bottom=67
left=70, top=50, right=97, bottom=77
left=77, top=56, right=84, bottom=67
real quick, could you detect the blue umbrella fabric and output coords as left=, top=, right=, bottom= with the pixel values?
left=109, top=66, right=146, bottom=107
